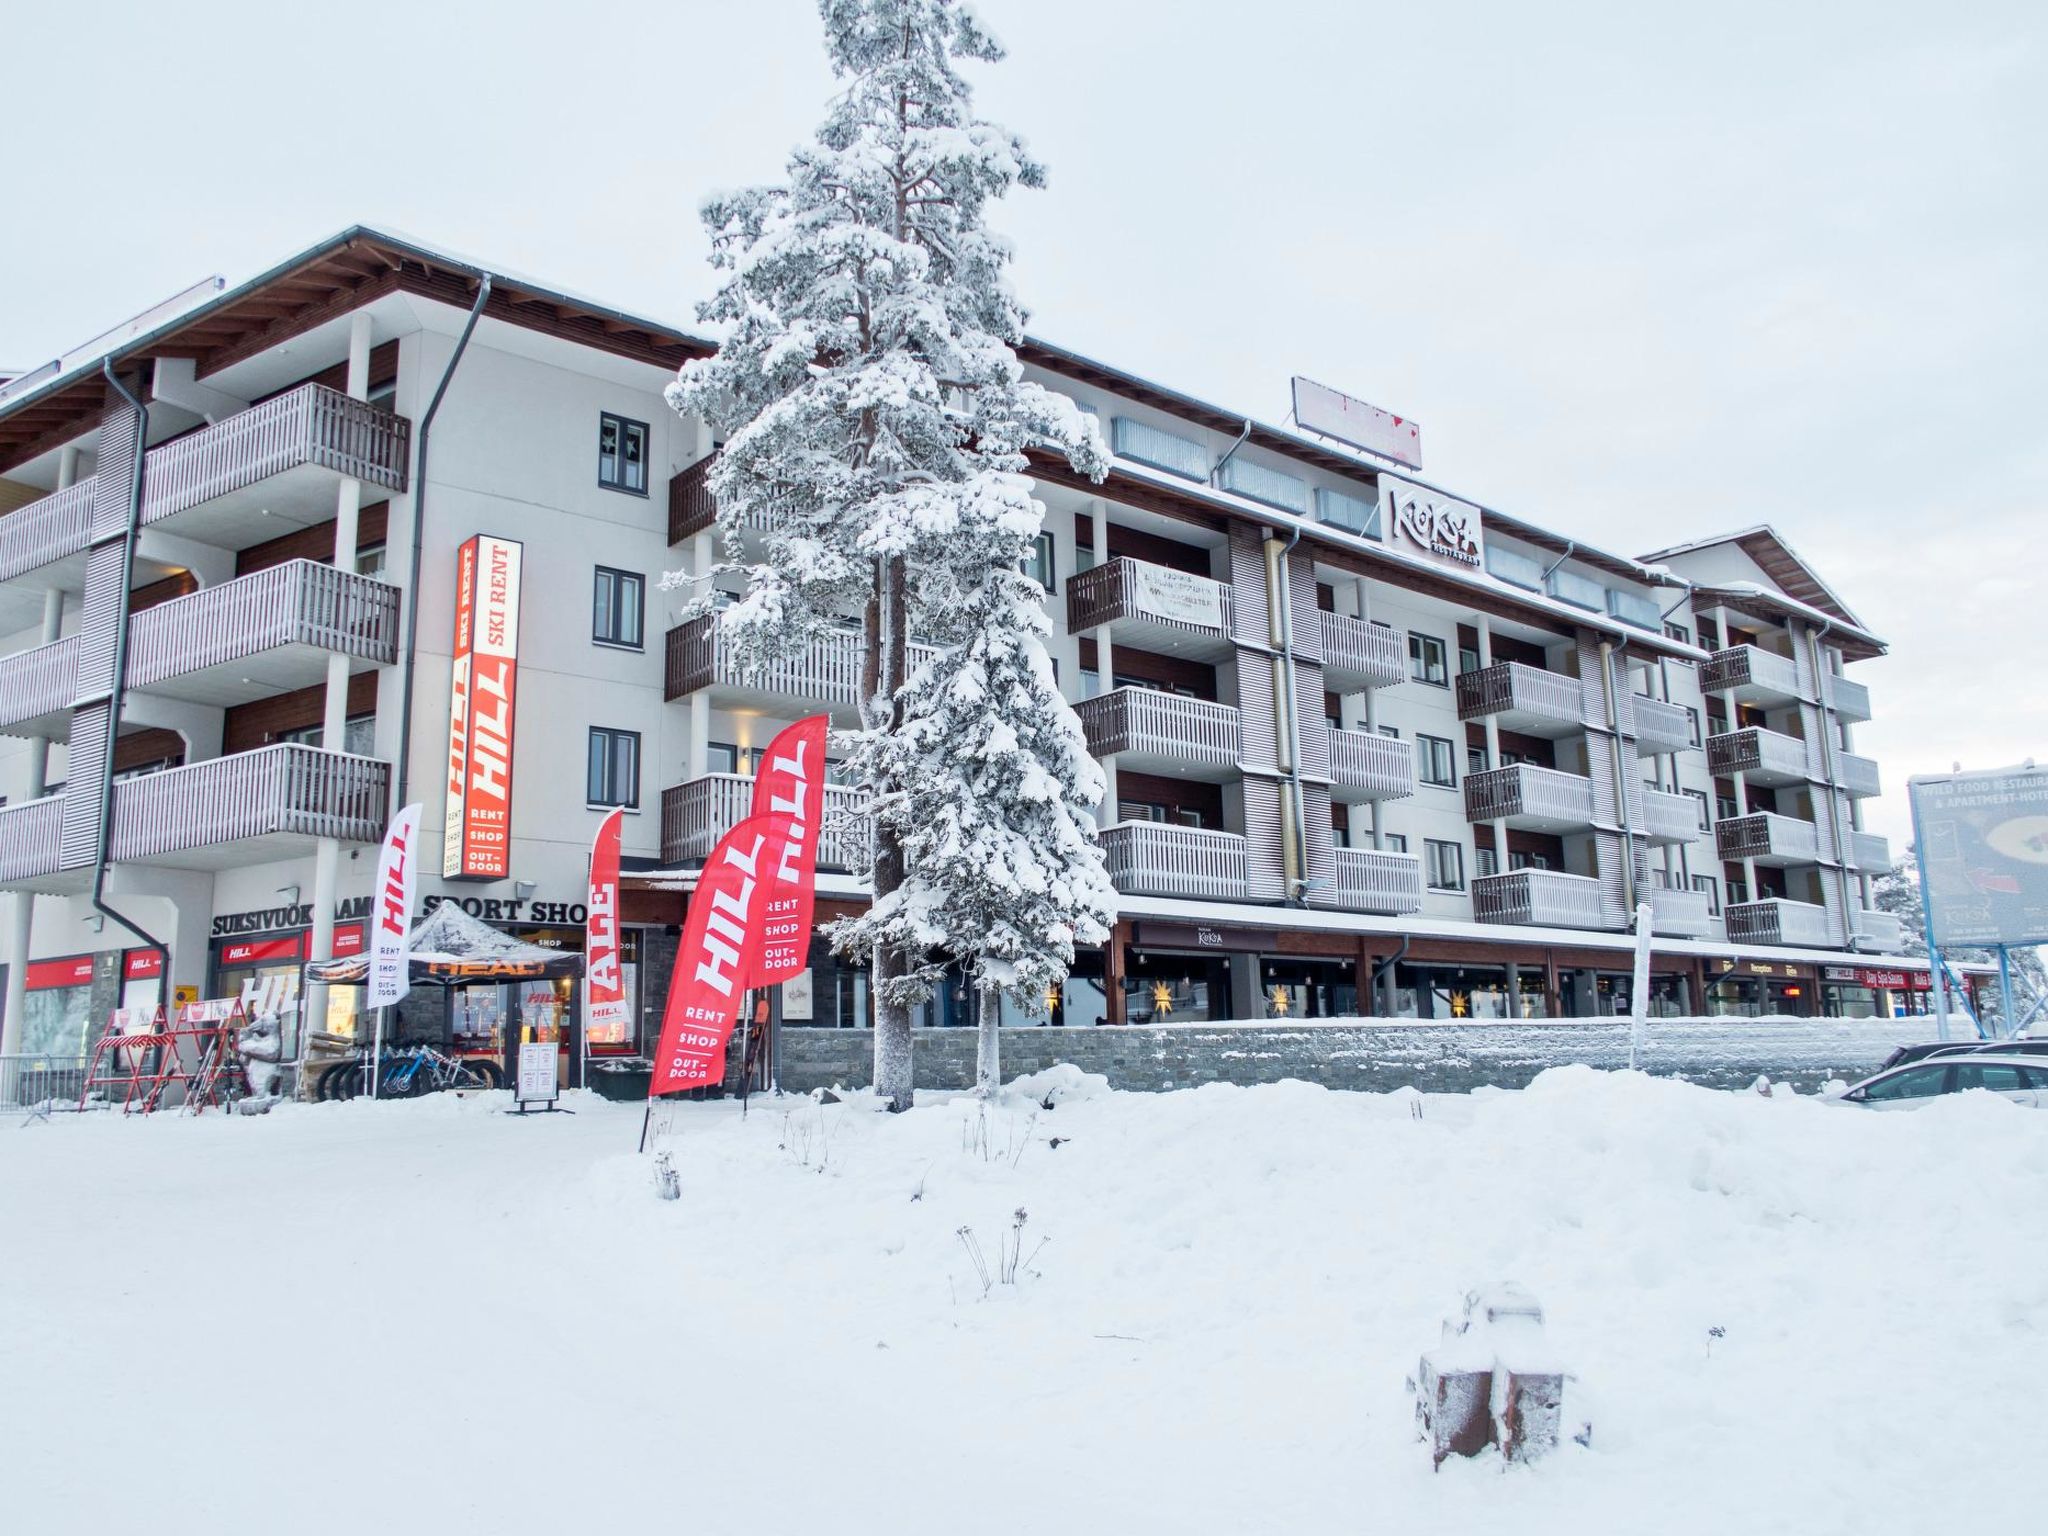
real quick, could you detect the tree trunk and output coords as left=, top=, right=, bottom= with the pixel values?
left=976, top=987, right=1001, bottom=1098
left=870, top=553, right=914, bottom=1111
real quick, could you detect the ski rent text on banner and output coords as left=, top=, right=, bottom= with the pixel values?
left=651, top=813, right=791, bottom=1093
left=369, top=804, right=423, bottom=1009
left=443, top=533, right=524, bottom=880
left=747, top=714, right=828, bottom=987
left=585, top=807, right=630, bottom=1045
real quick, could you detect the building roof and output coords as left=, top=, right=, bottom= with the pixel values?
left=1640, top=524, right=1867, bottom=630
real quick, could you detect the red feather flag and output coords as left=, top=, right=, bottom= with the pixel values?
left=746, top=715, right=829, bottom=987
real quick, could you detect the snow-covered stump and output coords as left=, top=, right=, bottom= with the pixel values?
left=1414, top=1286, right=1569, bottom=1468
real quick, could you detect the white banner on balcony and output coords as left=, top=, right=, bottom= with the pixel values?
left=1129, top=563, right=1224, bottom=629
left=369, top=803, right=423, bottom=1010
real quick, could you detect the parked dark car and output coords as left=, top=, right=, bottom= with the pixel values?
left=1877, top=1038, right=2048, bottom=1071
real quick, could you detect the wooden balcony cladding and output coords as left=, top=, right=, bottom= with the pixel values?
left=1725, top=897, right=1836, bottom=948
left=0, top=796, right=65, bottom=885
left=1648, top=884, right=1715, bottom=938
left=1317, top=610, right=1404, bottom=692
left=1326, top=847, right=1423, bottom=914
left=1462, top=764, right=1595, bottom=832
left=142, top=384, right=409, bottom=526
left=124, top=561, right=400, bottom=691
left=1454, top=661, right=1585, bottom=738
left=1853, top=908, right=1904, bottom=950
left=0, top=635, right=81, bottom=739
left=1326, top=726, right=1415, bottom=802
left=1098, top=822, right=1248, bottom=901
left=1630, top=694, right=1695, bottom=756
left=1706, top=725, right=1813, bottom=786
left=666, top=454, right=728, bottom=545
left=1640, top=787, right=1704, bottom=844
left=1074, top=687, right=1240, bottom=781
left=106, top=745, right=390, bottom=863
left=664, top=613, right=865, bottom=707
left=660, top=773, right=870, bottom=873
left=1715, top=811, right=1825, bottom=867
left=1065, top=558, right=1236, bottom=662
left=0, top=480, right=94, bottom=583
left=1700, top=644, right=1804, bottom=705
left=1471, top=868, right=1613, bottom=931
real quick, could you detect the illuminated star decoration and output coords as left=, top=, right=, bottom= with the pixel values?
left=1449, top=991, right=1469, bottom=1018
left=1043, top=985, right=1061, bottom=1014
left=1269, top=985, right=1291, bottom=1016
left=1151, top=981, right=1174, bottom=1016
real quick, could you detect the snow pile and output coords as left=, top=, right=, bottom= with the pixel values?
left=2, top=1070, right=2042, bottom=1534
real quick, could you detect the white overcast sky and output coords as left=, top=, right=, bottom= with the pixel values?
left=4, top=0, right=2042, bottom=847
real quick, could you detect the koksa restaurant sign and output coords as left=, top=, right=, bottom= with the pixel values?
left=444, top=533, right=525, bottom=881
left=1386, top=478, right=1483, bottom=571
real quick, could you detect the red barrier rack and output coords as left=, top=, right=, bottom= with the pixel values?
left=78, top=1000, right=247, bottom=1116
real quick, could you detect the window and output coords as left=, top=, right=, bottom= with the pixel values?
left=1485, top=544, right=1545, bottom=591
left=1952, top=1063, right=2029, bottom=1094
left=1425, top=839, right=1466, bottom=891
left=1684, top=788, right=1711, bottom=830
left=1408, top=632, right=1449, bottom=686
left=1475, top=846, right=1499, bottom=879
left=1377, top=724, right=1400, bottom=739
left=1698, top=618, right=1722, bottom=651
left=1384, top=833, right=1409, bottom=853
left=592, top=567, right=645, bottom=649
left=112, top=758, right=178, bottom=783
left=1314, top=486, right=1381, bottom=539
left=1684, top=706, right=1702, bottom=747
left=1716, top=793, right=1742, bottom=821
left=1547, top=567, right=1606, bottom=612
left=1858, top=1065, right=1948, bottom=1102
left=587, top=727, right=641, bottom=808
left=1466, top=746, right=1489, bottom=776
left=1692, top=875, right=1720, bottom=915
left=707, top=741, right=757, bottom=777
left=1510, top=850, right=1551, bottom=871
left=355, top=542, right=387, bottom=580
left=598, top=413, right=649, bottom=495
left=1218, top=456, right=1307, bottom=513
left=1457, top=645, right=1482, bottom=676
left=1023, top=531, right=1056, bottom=592
left=1417, top=734, right=1458, bottom=788
left=1664, top=621, right=1692, bottom=647
left=279, top=713, right=376, bottom=756
left=1727, top=878, right=1750, bottom=905
left=1110, top=417, right=1207, bottom=480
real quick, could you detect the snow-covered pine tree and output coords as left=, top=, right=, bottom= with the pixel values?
left=665, top=0, right=1106, bottom=1110
left=863, top=563, right=1116, bottom=1096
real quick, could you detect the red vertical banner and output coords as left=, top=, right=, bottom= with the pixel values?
left=651, top=815, right=784, bottom=1094
left=585, top=807, right=630, bottom=1046
left=747, top=714, right=829, bottom=987
left=443, top=534, right=524, bottom=879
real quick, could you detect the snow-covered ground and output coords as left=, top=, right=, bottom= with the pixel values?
left=3, top=1068, right=2042, bottom=1534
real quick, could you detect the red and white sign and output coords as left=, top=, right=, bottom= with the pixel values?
left=220, top=936, right=304, bottom=967
left=1291, top=376, right=1423, bottom=470
left=25, top=955, right=94, bottom=990
left=585, top=808, right=630, bottom=1045
left=371, top=803, right=423, bottom=1010
left=443, top=534, right=524, bottom=880
left=332, top=923, right=366, bottom=958
left=651, top=816, right=780, bottom=1094
left=747, top=715, right=828, bottom=988
left=123, top=949, right=164, bottom=981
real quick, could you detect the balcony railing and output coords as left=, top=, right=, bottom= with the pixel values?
left=141, top=384, right=409, bottom=529
left=1326, top=847, right=1423, bottom=914
left=0, top=635, right=81, bottom=738
left=1630, top=694, right=1696, bottom=757
left=1326, top=726, right=1415, bottom=802
left=1707, top=725, right=1813, bottom=786
left=1725, top=897, right=1836, bottom=948
left=668, top=454, right=720, bottom=544
left=0, top=796, right=64, bottom=885
left=1455, top=661, right=1586, bottom=738
left=107, top=746, right=390, bottom=862
left=660, top=773, right=871, bottom=873
left=1823, top=672, right=1872, bottom=723
left=1066, top=558, right=1235, bottom=660
left=1701, top=644, right=1804, bottom=704
left=1715, top=811, right=1824, bottom=866
left=1649, top=884, right=1715, bottom=939
left=1853, top=908, right=1905, bottom=950
left=1463, top=764, right=1595, bottom=830
left=0, top=480, right=94, bottom=584
left=1317, top=610, right=1404, bottom=692
left=1640, top=786, right=1704, bottom=844
left=1099, top=822, right=1247, bottom=901
left=665, top=613, right=863, bottom=706
left=1835, top=752, right=1881, bottom=798
left=1471, top=868, right=1612, bottom=931
left=1849, top=830, right=1893, bottom=873
left=1075, top=687, right=1240, bottom=779
left=125, top=561, right=399, bottom=694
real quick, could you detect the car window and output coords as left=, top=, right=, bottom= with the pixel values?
left=1860, top=1065, right=1950, bottom=1101
left=1953, top=1063, right=2027, bottom=1093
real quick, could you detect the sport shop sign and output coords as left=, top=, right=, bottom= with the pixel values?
left=1386, top=479, right=1483, bottom=571
left=444, top=534, right=525, bottom=881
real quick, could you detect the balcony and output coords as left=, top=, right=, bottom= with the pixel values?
left=1455, top=661, right=1586, bottom=739
left=1325, top=726, right=1415, bottom=803
left=1853, top=909, right=1905, bottom=951
left=1640, top=787, right=1704, bottom=845
left=1835, top=752, right=1881, bottom=799
left=1848, top=829, right=1893, bottom=874
left=665, top=613, right=861, bottom=716
left=660, top=773, right=871, bottom=873
left=1725, top=897, right=1836, bottom=949
left=1099, top=822, right=1247, bottom=901
left=1701, top=644, right=1804, bottom=707
left=1471, top=868, right=1612, bottom=931
left=1630, top=695, right=1696, bottom=757
left=0, top=635, right=81, bottom=739
left=668, top=454, right=718, bottom=544
left=1066, top=557, right=1235, bottom=663
left=0, top=481, right=93, bottom=586
left=1324, top=847, right=1423, bottom=915
left=1823, top=672, right=1872, bottom=723
left=1463, top=764, right=1595, bottom=833
left=0, top=797, right=65, bottom=889
left=1316, top=610, right=1404, bottom=693
left=1716, top=811, right=1825, bottom=867
left=1075, top=687, right=1240, bottom=782
left=1649, top=884, right=1715, bottom=939
left=1707, top=725, right=1814, bottom=787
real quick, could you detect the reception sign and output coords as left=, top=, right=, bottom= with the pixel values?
left=443, top=534, right=525, bottom=880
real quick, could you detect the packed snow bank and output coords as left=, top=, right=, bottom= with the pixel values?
left=2, top=1071, right=2042, bottom=1535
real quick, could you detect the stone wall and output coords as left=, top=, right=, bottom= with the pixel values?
left=775, top=1016, right=1935, bottom=1098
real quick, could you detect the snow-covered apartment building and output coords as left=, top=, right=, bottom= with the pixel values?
left=0, top=227, right=1951, bottom=1066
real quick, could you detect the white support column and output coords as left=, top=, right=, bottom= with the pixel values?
left=1, top=899, right=29, bottom=1056
left=1359, top=580, right=1383, bottom=850
left=1090, top=501, right=1117, bottom=827
left=687, top=530, right=713, bottom=781
left=1475, top=615, right=1507, bottom=869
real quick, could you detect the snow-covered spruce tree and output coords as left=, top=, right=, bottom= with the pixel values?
left=866, top=564, right=1116, bottom=1096
left=665, top=0, right=1106, bottom=1110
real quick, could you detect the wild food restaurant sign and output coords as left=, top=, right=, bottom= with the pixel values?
left=1386, top=478, right=1483, bottom=571
left=444, top=534, right=525, bottom=881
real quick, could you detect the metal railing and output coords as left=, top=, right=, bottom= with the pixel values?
left=660, top=773, right=871, bottom=872
left=1823, top=672, right=1872, bottom=722
left=1630, top=694, right=1695, bottom=755
left=1463, top=764, right=1595, bottom=826
left=0, top=795, right=65, bottom=883
left=1849, top=829, right=1892, bottom=873
left=1316, top=610, right=1404, bottom=689
left=1327, top=726, right=1415, bottom=799
left=108, top=746, right=389, bottom=861
left=1074, top=687, right=1240, bottom=770
left=1716, top=811, right=1823, bottom=864
left=1640, top=786, right=1704, bottom=843
left=1328, top=847, right=1423, bottom=913
left=1471, top=868, right=1610, bottom=930
left=0, top=634, right=82, bottom=735
left=1725, top=897, right=1835, bottom=948
left=1648, top=884, right=1715, bottom=938
left=126, top=560, right=400, bottom=688
left=1455, top=661, right=1585, bottom=731
left=1836, top=752, right=1881, bottom=798
left=665, top=614, right=865, bottom=705
left=1701, top=643, right=1804, bottom=701
left=0, top=479, right=95, bottom=583
left=1098, top=822, right=1248, bottom=900
left=1066, top=557, right=1234, bottom=638
left=1853, top=908, right=1905, bottom=950
left=1707, top=725, right=1812, bottom=783
left=142, top=384, right=409, bottom=526
left=1, top=1054, right=89, bottom=1112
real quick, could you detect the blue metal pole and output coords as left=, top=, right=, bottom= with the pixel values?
left=1997, top=946, right=2016, bottom=1040
left=1906, top=782, right=1950, bottom=1042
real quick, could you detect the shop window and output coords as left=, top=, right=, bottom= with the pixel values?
left=1409, top=632, right=1449, bottom=686
left=592, top=566, right=645, bottom=649
left=587, top=727, right=641, bottom=808
left=598, top=412, right=649, bottom=495
left=1425, top=838, right=1466, bottom=891
left=1417, top=734, right=1458, bottom=788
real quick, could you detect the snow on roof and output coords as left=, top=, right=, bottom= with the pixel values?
left=400, top=901, right=568, bottom=966
left=1640, top=523, right=1868, bottom=633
